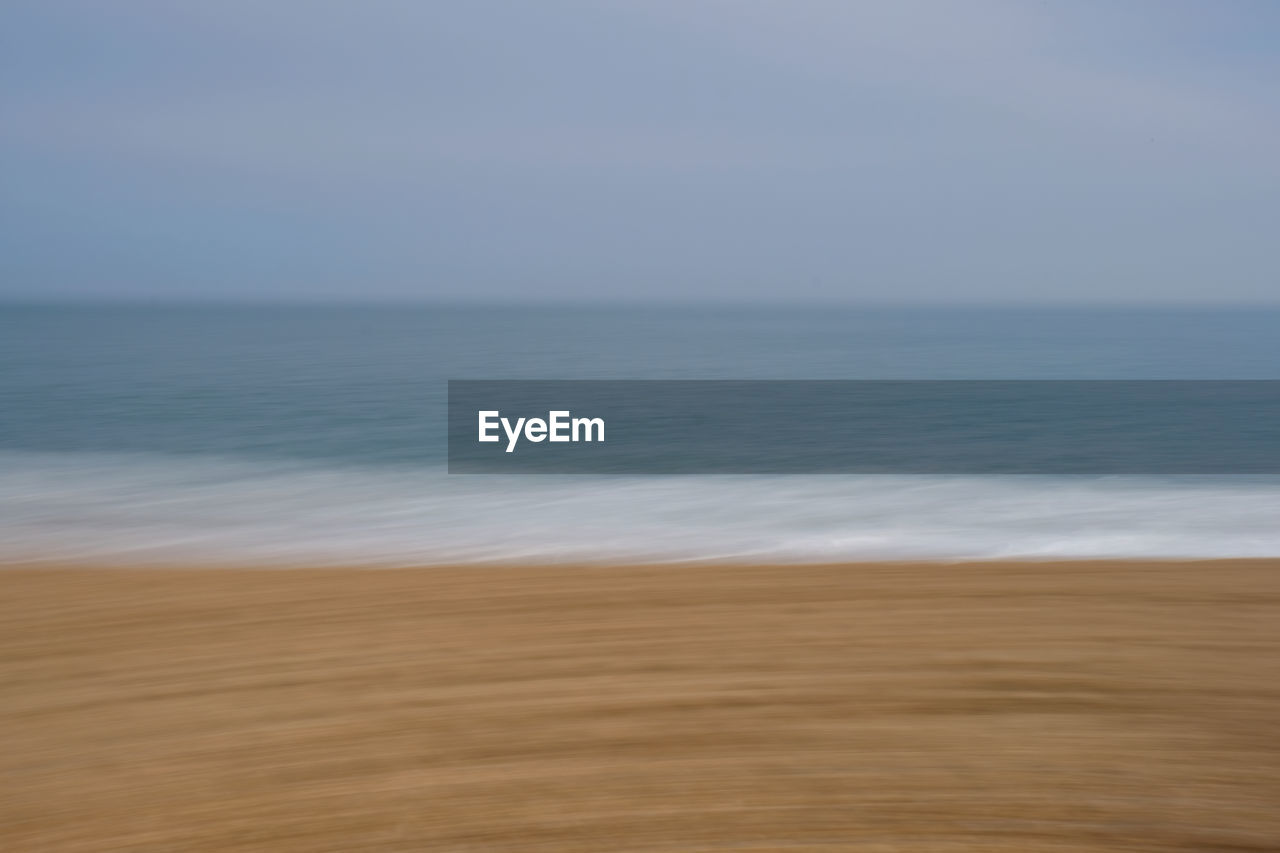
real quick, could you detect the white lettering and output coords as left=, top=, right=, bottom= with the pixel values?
left=479, top=410, right=604, bottom=452
left=548, top=411, right=570, bottom=442
left=478, top=411, right=500, bottom=442
left=573, top=417, right=605, bottom=442
left=501, top=416, right=526, bottom=453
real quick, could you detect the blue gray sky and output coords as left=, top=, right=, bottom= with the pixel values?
left=2, top=1, right=1277, bottom=302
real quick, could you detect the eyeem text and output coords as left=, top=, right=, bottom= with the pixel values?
left=478, top=410, right=605, bottom=453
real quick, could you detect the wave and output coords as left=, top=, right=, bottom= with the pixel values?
left=3, top=451, right=1280, bottom=565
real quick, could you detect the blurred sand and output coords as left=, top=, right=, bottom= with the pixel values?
left=3, top=560, right=1279, bottom=852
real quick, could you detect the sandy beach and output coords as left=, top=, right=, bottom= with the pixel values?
left=3, top=559, right=1279, bottom=851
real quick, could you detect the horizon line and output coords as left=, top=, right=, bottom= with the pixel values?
left=5, top=296, right=1280, bottom=311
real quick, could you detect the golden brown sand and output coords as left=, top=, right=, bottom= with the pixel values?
left=3, top=560, right=1279, bottom=852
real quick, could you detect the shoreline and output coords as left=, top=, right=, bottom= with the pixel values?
left=4, top=559, right=1279, bottom=851
left=4, top=554, right=1280, bottom=570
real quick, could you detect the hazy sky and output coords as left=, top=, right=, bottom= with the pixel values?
left=2, top=1, right=1277, bottom=302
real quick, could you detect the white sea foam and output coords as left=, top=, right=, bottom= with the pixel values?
left=3, top=451, right=1279, bottom=565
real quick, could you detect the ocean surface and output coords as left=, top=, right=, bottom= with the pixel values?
left=3, top=302, right=1279, bottom=564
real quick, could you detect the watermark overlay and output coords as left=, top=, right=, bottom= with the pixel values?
left=448, top=380, right=1280, bottom=474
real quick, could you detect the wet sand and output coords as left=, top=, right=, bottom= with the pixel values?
left=3, top=560, right=1279, bottom=851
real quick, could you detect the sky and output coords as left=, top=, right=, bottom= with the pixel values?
left=2, top=0, right=1277, bottom=303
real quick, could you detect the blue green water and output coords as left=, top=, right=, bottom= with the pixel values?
left=3, top=303, right=1279, bottom=563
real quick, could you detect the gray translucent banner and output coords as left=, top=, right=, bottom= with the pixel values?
left=448, top=381, right=1280, bottom=474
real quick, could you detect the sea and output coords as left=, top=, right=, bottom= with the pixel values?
left=2, top=302, right=1279, bottom=565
